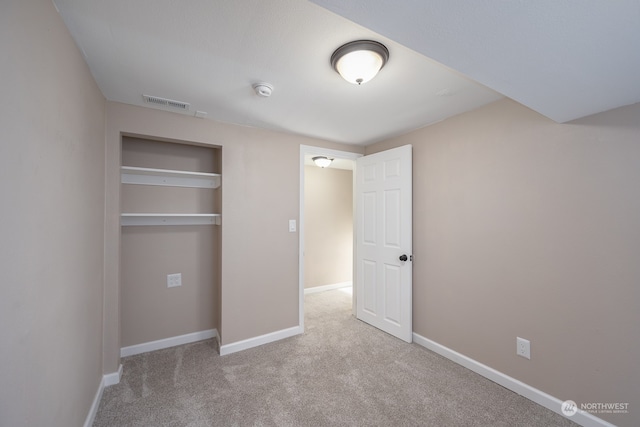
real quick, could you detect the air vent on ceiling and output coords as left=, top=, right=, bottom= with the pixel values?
left=142, top=94, right=190, bottom=111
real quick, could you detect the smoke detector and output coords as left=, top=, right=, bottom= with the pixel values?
left=252, top=83, right=273, bottom=97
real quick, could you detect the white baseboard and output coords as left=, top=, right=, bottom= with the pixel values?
left=220, top=325, right=302, bottom=356
left=83, top=364, right=123, bottom=427
left=304, top=281, right=352, bottom=295
left=103, top=363, right=123, bottom=387
left=84, top=377, right=104, bottom=427
left=120, top=329, right=218, bottom=358
left=412, top=333, right=614, bottom=427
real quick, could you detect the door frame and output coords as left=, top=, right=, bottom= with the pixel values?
left=298, top=145, right=363, bottom=330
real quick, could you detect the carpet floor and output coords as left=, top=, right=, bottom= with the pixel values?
left=94, top=289, right=577, bottom=426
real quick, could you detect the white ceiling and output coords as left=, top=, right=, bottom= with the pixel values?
left=310, top=0, right=640, bottom=124
left=52, top=0, right=639, bottom=146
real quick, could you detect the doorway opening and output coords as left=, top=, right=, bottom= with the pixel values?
left=299, top=146, right=362, bottom=330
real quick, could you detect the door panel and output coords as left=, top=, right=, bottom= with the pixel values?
left=383, top=263, right=401, bottom=325
left=384, top=189, right=401, bottom=246
left=363, top=260, right=377, bottom=315
left=363, top=192, right=377, bottom=244
left=356, top=145, right=412, bottom=342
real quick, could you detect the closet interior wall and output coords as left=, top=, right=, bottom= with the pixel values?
left=120, top=136, right=221, bottom=348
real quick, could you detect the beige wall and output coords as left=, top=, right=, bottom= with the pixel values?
left=10, top=3, right=635, bottom=425
left=304, top=166, right=353, bottom=288
left=367, top=99, right=640, bottom=427
left=104, top=102, right=364, bottom=370
left=120, top=138, right=220, bottom=347
left=0, top=0, right=106, bottom=426
left=121, top=226, right=219, bottom=346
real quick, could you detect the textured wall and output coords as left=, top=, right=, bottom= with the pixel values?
left=367, top=99, right=640, bottom=427
left=304, top=166, right=353, bottom=289
left=0, top=0, right=106, bottom=425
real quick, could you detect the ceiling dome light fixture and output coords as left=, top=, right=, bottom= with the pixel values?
left=331, top=40, right=389, bottom=85
left=312, top=156, right=333, bottom=168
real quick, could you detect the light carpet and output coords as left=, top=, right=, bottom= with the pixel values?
left=94, top=289, right=577, bottom=426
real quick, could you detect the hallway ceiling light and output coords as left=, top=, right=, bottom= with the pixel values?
left=312, top=156, right=333, bottom=168
left=331, top=40, right=389, bottom=85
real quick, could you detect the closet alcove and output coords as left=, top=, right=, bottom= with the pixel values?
left=120, top=136, right=221, bottom=353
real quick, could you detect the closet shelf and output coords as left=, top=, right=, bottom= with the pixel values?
left=121, top=166, right=221, bottom=189
left=121, top=213, right=221, bottom=226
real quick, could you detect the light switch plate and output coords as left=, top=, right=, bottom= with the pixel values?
left=289, top=219, right=296, bottom=232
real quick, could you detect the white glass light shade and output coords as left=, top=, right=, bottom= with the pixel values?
left=335, top=50, right=384, bottom=85
left=312, top=156, right=332, bottom=168
left=331, top=40, right=389, bottom=85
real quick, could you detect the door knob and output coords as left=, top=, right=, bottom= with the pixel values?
left=399, top=254, right=408, bottom=262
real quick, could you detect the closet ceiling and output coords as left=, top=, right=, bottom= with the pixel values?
left=53, top=0, right=639, bottom=146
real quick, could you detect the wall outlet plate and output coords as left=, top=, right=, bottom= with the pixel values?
left=167, top=273, right=182, bottom=288
left=517, top=337, right=531, bottom=359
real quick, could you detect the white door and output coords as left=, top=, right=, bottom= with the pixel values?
left=355, top=145, right=412, bottom=342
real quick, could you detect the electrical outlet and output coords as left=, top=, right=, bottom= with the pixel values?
left=517, top=337, right=531, bottom=359
left=167, top=273, right=182, bottom=288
